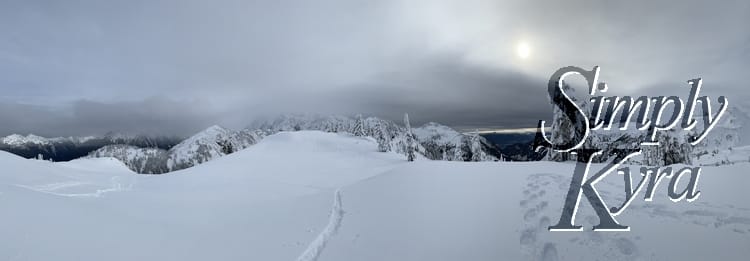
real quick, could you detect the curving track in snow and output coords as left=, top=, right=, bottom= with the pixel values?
left=296, top=189, right=345, bottom=261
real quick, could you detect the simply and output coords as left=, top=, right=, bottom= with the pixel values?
left=536, top=65, right=728, bottom=152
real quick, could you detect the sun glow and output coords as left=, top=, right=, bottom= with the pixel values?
left=517, top=42, right=531, bottom=59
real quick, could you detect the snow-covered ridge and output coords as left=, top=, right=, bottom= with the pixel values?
left=88, top=125, right=263, bottom=174
left=0, top=132, right=183, bottom=162
left=84, top=114, right=504, bottom=174
left=252, top=114, right=504, bottom=162
left=88, top=145, right=170, bottom=174
left=166, top=125, right=263, bottom=170
left=1, top=133, right=113, bottom=146
left=413, top=122, right=501, bottom=162
left=2, top=134, right=52, bottom=145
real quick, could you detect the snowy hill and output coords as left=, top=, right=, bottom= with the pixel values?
left=87, top=125, right=263, bottom=174
left=413, top=122, right=501, bottom=161
left=166, top=125, right=263, bottom=171
left=1, top=131, right=749, bottom=260
left=87, top=145, right=170, bottom=174
left=0, top=131, right=404, bottom=260
left=251, top=114, right=504, bottom=162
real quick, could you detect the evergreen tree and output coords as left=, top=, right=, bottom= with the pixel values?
left=404, top=113, right=416, bottom=161
left=469, top=133, right=483, bottom=162
left=546, top=81, right=586, bottom=162
left=373, top=121, right=391, bottom=152
left=353, top=114, right=366, bottom=137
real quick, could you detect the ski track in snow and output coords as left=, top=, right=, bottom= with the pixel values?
left=14, top=176, right=131, bottom=198
left=296, top=189, right=345, bottom=261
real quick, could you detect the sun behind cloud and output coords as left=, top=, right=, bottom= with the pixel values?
left=517, top=41, right=531, bottom=59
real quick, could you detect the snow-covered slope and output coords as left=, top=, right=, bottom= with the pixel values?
left=252, top=114, right=504, bottom=162
left=0, top=131, right=403, bottom=260
left=166, top=125, right=263, bottom=171
left=87, top=125, right=263, bottom=174
left=2, top=131, right=749, bottom=260
left=414, top=122, right=501, bottom=161
left=87, top=145, right=170, bottom=174
left=689, top=106, right=750, bottom=165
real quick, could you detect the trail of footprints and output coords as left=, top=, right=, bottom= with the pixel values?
left=520, top=173, right=643, bottom=261
left=519, top=173, right=561, bottom=261
left=520, top=173, right=750, bottom=261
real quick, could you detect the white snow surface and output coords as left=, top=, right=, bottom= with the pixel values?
left=1, top=131, right=749, bottom=260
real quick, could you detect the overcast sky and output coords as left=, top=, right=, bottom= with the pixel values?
left=1, top=0, right=749, bottom=136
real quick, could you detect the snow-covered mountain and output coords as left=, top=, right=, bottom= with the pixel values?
left=413, top=122, right=501, bottom=161
left=86, top=114, right=504, bottom=174
left=0, top=114, right=501, bottom=174
left=0, top=133, right=181, bottom=161
left=691, top=106, right=750, bottom=165
left=87, top=145, right=170, bottom=174
left=88, top=125, right=263, bottom=174
left=166, top=125, right=264, bottom=170
left=2, top=134, right=57, bottom=146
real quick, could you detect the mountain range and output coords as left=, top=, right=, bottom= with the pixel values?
left=2, top=107, right=746, bottom=174
left=0, top=114, right=505, bottom=174
left=0, top=133, right=182, bottom=162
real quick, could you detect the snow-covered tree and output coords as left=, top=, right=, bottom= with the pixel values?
left=545, top=82, right=587, bottom=162
left=641, top=129, right=693, bottom=166
left=469, top=133, right=483, bottom=161
left=404, top=113, right=416, bottom=162
left=539, top=82, right=697, bottom=166
left=353, top=114, right=366, bottom=137
left=370, top=120, right=391, bottom=152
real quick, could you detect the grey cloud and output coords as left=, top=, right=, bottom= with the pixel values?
left=0, top=98, right=217, bottom=137
left=0, top=0, right=748, bottom=136
left=0, top=55, right=555, bottom=136
left=333, top=54, right=553, bottom=128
